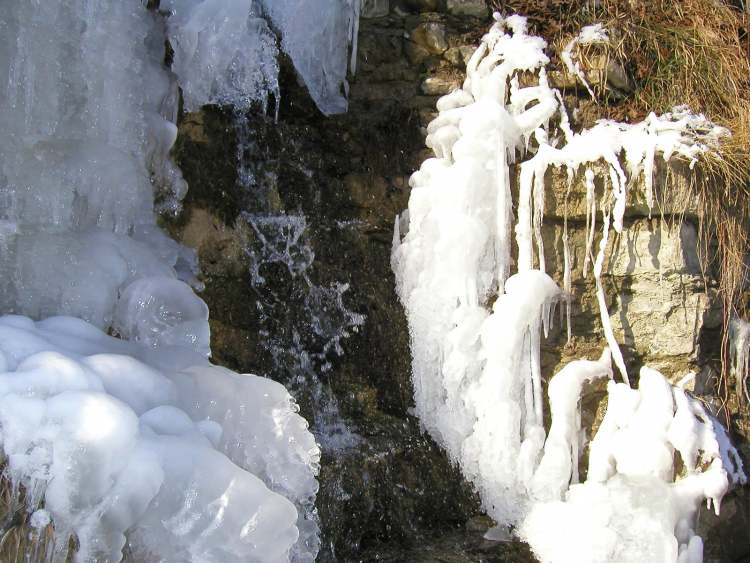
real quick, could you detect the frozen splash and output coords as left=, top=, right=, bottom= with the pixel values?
left=236, top=116, right=365, bottom=452
left=392, top=13, right=742, bottom=562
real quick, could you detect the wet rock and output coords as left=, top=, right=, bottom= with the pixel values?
left=421, top=74, right=460, bottom=94
left=446, top=0, right=488, bottom=17
left=410, top=22, right=449, bottom=55
left=362, top=0, right=390, bottom=18
left=443, top=45, right=474, bottom=67
left=584, top=55, right=636, bottom=96
left=405, top=40, right=432, bottom=65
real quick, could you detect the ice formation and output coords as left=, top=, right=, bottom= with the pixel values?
left=522, top=370, right=746, bottom=563
left=163, top=0, right=360, bottom=115
left=731, top=317, right=750, bottom=402
left=0, top=0, right=346, bottom=560
left=260, top=0, right=361, bottom=115
left=560, top=23, right=609, bottom=99
left=392, top=13, right=741, bottom=561
left=0, top=315, right=319, bottom=562
left=162, top=0, right=281, bottom=112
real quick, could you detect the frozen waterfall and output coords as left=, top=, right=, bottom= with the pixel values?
left=0, top=0, right=360, bottom=561
left=392, top=13, right=745, bottom=563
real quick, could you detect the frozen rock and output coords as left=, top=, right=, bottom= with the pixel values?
left=0, top=314, right=320, bottom=563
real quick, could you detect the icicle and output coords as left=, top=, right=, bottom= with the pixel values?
left=496, top=138, right=512, bottom=292
left=730, top=318, right=750, bottom=403
left=583, top=168, right=596, bottom=277
left=530, top=348, right=612, bottom=502
left=562, top=169, right=573, bottom=343
left=533, top=133, right=547, bottom=272
left=531, top=318, right=544, bottom=426
left=593, top=210, right=629, bottom=384
left=517, top=161, right=537, bottom=272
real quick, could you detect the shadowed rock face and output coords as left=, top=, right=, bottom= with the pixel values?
left=166, top=3, right=749, bottom=562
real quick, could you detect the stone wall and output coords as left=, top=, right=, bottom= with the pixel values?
left=166, top=2, right=747, bottom=560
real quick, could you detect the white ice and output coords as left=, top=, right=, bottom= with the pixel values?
left=0, top=0, right=323, bottom=561
left=163, top=0, right=360, bottom=115
left=393, top=13, right=741, bottom=562
left=0, top=315, right=319, bottom=562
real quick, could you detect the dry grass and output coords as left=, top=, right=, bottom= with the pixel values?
left=492, top=0, right=750, bottom=409
left=0, top=470, right=61, bottom=563
left=0, top=467, right=154, bottom=562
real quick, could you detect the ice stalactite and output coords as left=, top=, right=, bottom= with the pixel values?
left=392, top=13, right=742, bottom=562
left=163, top=0, right=360, bottom=116
left=0, top=0, right=364, bottom=560
left=259, top=0, right=361, bottom=115
left=730, top=318, right=750, bottom=403
left=161, top=0, right=281, bottom=113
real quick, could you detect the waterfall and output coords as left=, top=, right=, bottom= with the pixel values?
left=0, top=0, right=360, bottom=561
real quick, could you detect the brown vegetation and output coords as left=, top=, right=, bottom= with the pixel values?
left=493, top=0, right=750, bottom=410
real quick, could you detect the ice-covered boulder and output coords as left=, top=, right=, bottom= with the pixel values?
left=0, top=315, right=320, bottom=562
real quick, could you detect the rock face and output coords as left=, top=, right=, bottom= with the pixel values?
left=166, top=3, right=747, bottom=561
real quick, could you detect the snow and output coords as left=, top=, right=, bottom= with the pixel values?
left=393, top=13, right=741, bottom=561
left=0, top=0, right=325, bottom=560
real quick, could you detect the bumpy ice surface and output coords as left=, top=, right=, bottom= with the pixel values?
left=392, top=13, right=742, bottom=562
left=0, top=0, right=342, bottom=560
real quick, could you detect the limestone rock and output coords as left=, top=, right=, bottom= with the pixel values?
left=444, top=45, right=474, bottom=67
left=447, top=0, right=489, bottom=17
left=541, top=217, right=716, bottom=375
left=410, top=22, right=449, bottom=55
left=606, top=220, right=701, bottom=277
left=584, top=55, right=636, bottom=96
left=362, top=0, right=390, bottom=18
left=539, top=161, right=702, bottom=221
